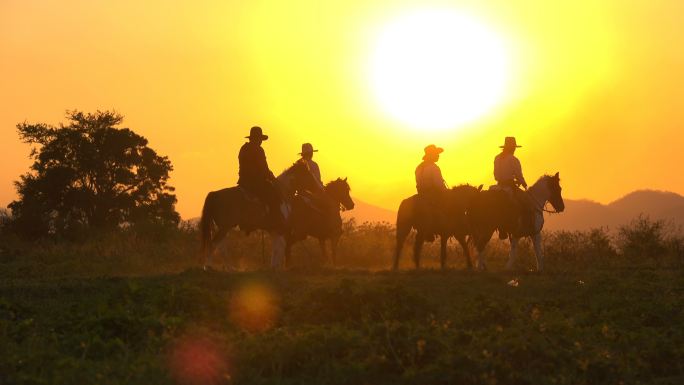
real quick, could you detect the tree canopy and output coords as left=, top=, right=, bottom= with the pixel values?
left=9, top=110, right=179, bottom=237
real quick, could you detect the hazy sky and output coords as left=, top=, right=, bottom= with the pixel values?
left=2, top=0, right=683, bottom=218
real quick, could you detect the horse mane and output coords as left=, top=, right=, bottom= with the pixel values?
left=450, top=183, right=474, bottom=190
left=325, top=178, right=349, bottom=190
left=535, top=174, right=561, bottom=185
left=279, top=159, right=308, bottom=175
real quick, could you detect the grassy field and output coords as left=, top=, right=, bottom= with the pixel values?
left=1, top=221, right=684, bottom=384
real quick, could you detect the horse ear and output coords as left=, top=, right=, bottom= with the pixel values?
left=343, top=177, right=347, bottom=182
left=477, top=184, right=483, bottom=191
left=554, top=172, right=559, bottom=178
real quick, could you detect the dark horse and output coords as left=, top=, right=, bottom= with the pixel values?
left=394, top=184, right=482, bottom=270
left=285, top=178, right=355, bottom=267
left=200, top=160, right=319, bottom=269
left=469, top=173, right=565, bottom=271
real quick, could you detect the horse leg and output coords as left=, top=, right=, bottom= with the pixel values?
left=459, top=236, right=473, bottom=270
left=319, top=238, right=329, bottom=266
left=284, top=237, right=292, bottom=269
left=270, top=232, right=286, bottom=269
left=506, top=236, right=519, bottom=270
left=475, top=229, right=494, bottom=271
left=440, top=235, right=448, bottom=270
left=476, top=240, right=487, bottom=271
left=205, top=226, right=229, bottom=270
left=413, top=231, right=425, bottom=270
left=393, top=223, right=411, bottom=271
left=533, top=233, right=544, bottom=272
left=331, top=235, right=340, bottom=267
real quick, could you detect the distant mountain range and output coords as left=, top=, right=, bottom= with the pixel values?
left=344, top=190, right=684, bottom=231
left=342, top=198, right=396, bottom=224
left=543, top=190, right=684, bottom=231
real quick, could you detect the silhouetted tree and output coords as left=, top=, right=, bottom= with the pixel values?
left=9, top=110, right=179, bottom=238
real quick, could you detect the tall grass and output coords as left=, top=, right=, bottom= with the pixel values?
left=0, top=215, right=681, bottom=280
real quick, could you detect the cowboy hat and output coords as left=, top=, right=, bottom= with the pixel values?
left=422, top=144, right=443, bottom=160
left=500, top=136, right=521, bottom=148
left=245, top=126, right=268, bottom=140
left=298, top=143, right=318, bottom=155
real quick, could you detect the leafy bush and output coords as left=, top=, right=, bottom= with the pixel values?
left=616, top=215, right=680, bottom=262
left=0, top=208, right=11, bottom=235
left=544, top=227, right=617, bottom=269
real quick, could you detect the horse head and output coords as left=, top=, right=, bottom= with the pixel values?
left=545, top=172, right=565, bottom=212
left=326, top=177, right=354, bottom=210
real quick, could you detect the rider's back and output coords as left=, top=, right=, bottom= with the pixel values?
left=238, top=142, right=271, bottom=186
left=494, top=152, right=523, bottom=185
left=415, top=161, right=446, bottom=194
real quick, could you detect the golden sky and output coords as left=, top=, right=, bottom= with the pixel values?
left=2, top=0, right=683, bottom=219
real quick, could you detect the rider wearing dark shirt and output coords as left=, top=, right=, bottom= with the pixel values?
left=237, top=126, right=283, bottom=228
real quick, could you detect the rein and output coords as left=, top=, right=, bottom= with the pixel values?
left=541, top=203, right=560, bottom=214
left=527, top=182, right=561, bottom=214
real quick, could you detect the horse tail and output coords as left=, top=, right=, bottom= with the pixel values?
left=200, top=191, right=215, bottom=256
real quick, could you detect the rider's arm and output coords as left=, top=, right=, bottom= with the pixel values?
left=431, top=164, right=448, bottom=190
left=258, top=147, right=276, bottom=180
left=493, top=155, right=502, bottom=183
left=514, top=158, right=527, bottom=188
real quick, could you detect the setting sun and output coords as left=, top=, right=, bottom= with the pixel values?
left=368, top=9, right=510, bottom=132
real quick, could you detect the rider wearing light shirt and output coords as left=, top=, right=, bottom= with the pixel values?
left=494, top=136, right=532, bottom=238
left=416, top=145, right=448, bottom=194
left=494, top=137, right=527, bottom=189
left=299, top=143, right=324, bottom=189
left=415, top=144, right=448, bottom=241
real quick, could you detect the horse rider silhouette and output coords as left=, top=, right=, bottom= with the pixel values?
left=493, top=136, right=533, bottom=238
left=237, top=126, right=285, bottom=230
left=297, top=142, right=331, bottom=214
left=299, top=143, right=324, bottom=189
left=415, top=144, right=449, bottom=241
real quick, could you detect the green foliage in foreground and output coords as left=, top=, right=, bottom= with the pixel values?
left=1, top=267, right=683, bottom=385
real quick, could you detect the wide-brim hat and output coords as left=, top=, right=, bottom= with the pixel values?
left=246, top=126, right=268, bottom=140
left=299, top=143, right=318, bottom=155
left=422, top=144, right=444, bottom=160
left=500, top=136, right=521, bottom=148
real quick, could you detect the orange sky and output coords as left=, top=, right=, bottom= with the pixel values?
left=2, top=0, right=683, bottom=219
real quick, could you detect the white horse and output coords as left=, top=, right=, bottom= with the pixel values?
left=470, top=173, right=565, bottom=272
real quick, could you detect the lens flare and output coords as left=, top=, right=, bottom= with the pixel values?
left=168, top=336, right=230, bottom=385
left=229, top=282, right=279, bottom=333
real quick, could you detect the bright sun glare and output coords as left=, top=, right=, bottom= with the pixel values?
left=369, top=9, right=510, bottom=132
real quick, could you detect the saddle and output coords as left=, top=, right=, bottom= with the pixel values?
left=236, top=186, right=269, bottom=233
left=489, top=186, right=536, bottom=238
left=414, top=192, right=447, bottom=242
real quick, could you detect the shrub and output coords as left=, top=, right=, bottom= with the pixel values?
left=0, top=208, right=11, bottom=235
left=544, top=227, right=617, bottom=268
left=616, top=215, right=671, bottom=260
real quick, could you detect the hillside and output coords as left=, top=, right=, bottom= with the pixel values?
left=544, top=189, right=684, bottom=231
left=342, top=197, right=396, bottom=224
